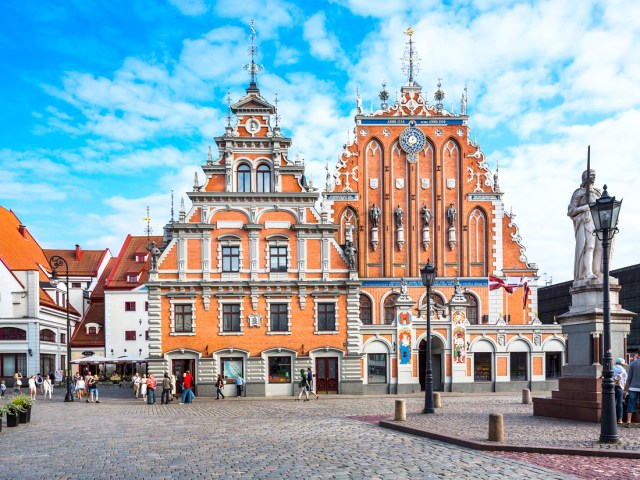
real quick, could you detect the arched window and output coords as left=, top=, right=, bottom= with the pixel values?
left=237, top=164, right=251, bottom=192
left=383, top=294, right=399, bottom=325
left=0, top=327, right=26, bottom=340
left=257, top=164, right=272, bottom=193
left=39, top=329, right=56, bottom=342
left=465, top=294, right=478, bottom=324
left=360, top=295, right=372, bottom=325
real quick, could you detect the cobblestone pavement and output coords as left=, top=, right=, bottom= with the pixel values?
left=0, top=387, right=576, bottom=480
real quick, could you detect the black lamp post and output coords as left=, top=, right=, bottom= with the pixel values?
left=589, top=185, right=622, bottom=443
left=48, top=255, right=74, bottom=402
left=420, top=260, right=437, bottom=414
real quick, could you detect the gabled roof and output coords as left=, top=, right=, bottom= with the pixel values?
left=71, top=257, right=116, bottom=348
left=105, top=235, right=163, bottom=290
left=0, top=206, right=67, bottom=312
left=44, top=246, right=110, bottom=277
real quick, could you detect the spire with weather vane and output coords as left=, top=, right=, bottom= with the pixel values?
left=243, top=19, right=263, bottom=91
left=401, top=27, right=421, bottom=89
left=434, top=78, right=445, bottom=113
left=378, top=80, right=389, bottom=110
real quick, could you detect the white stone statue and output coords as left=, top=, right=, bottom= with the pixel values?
left=567, top=169, right=603, bottom=281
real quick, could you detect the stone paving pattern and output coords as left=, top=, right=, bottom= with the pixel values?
left=0, top=387, right=578, bottom=480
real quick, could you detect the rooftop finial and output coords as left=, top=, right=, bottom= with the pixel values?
left=274, top=92, right=280, bottom=128
left=461, top=84, right=468, bottom=115
left=143, top=206, right=152, bottom=239
left=402, top=27, right=420, bottom=86
left=226, top=90, right=232, bottom=127
left=356, top=86, right=363, bottom=114
left=434, top=78, right=445, bottom=113
left=378, top=80, right=389, bottom=109
left=170, top=190, right=174, bottom=223
left=243, top=19, right=263, bottom=88
left=207, top=145, right=213, bottom=165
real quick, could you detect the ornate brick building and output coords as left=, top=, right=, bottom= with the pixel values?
left=148, top=28, right=565, bottom=396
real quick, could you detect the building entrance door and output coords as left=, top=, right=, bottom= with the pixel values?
left=172, top=359, right=195, bottom=395
left=315, top=358, right=338, bottom=394
left=418, top=339, right=443, bottom=392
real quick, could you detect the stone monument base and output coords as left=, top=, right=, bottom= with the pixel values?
left=533, top=377, right=602, bottom=423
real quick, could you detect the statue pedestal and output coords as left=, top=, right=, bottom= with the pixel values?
left=533, top=277, right=634, bottom=422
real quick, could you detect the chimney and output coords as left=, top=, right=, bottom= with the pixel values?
left=18, top=224, right=27, bottom=238
left=75, top=244, right=84, bottom=261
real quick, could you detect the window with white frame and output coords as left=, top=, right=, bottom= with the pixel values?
left=269, top=246, right=287, bottom=272
left=223, top=304, right=241, bottom=332
left=256, top=164, right=272, bottom=192
left=237, top=164, right=251, bottom=192
left=174, top=304, right=193, bottom=333
left=317, top=303, right=336, bottom=331
left=270, top=303, right=289, bottom=332
left=222, top=246, right=240, bottom=272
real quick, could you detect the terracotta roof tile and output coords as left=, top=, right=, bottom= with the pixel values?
left=44, top=247, right=110, bottom=277
left=106, top=235, right=162, bottom=290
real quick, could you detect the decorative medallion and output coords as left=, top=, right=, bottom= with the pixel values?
left=395, top=178, right=405, bottom=189
left=360, top=128, right=368, bottom=136
left=457, top=128, right=464, bottom=137
left=447, top=178, right=456, bottom=189
left=246, top=118, right=260, bottom=134
left=383, top=128, right=391, bottom=137
left=369, top=178, right=379, bottom=189
left=421, top=178, right=430, bottom=190
left=248, top=313, right=262, bottom=327
left=435, top=128, right=443, bottom=137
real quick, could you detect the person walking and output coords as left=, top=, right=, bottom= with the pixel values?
left=133, top=372, right=141, bottom=398
left=92, top=375, right=100, bottom=403
left=180, top=370, right=193, bottom=404
left=306, top=368, right=319, bottom=400
left=43, top=375, right=53, bottom=400
left=614, top=358, right=628, bottom=424
left=236, top=374, right=244, bottom=397
left=295, top=369, right=309, bottom=401
left=0, top=380, right=6, bottom=398
left=13, top=372, right=22, bottom=394
left=140, top=374, right=148, bottom=400
left=27, top=375, right=37, bottom=400
left=624, top=350, right=640, bottom=427
left=75, top=375, right=86, bottom=401
left=216, top=374, right=225, bottom=400
left=161, top=373, right=171, bottom=404
left=36, top=373, right=44, bottom=395
left=86, top=375, right=97, bottom=402
left=147, top=374, right=157, bottom=404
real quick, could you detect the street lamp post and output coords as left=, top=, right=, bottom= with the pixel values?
left=48, top=255, right=74, bottom=402
left=420, top=260, right=437, bottom=414
left=589, top=185, right=622, bottom=443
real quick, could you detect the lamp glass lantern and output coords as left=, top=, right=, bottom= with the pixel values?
left=589, top=185, right=622, bottom=232
left=420, top=261, right=436, bottom=288
left=50, top=269, right=60, bottom=286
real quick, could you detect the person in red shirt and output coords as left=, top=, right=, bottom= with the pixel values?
left=181, top=371, right=193, bottom=404
left=147, top=374, right=158, bottom=404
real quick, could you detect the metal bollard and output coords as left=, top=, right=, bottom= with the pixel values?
left=395, top=399, right=406, bottom=421
left=488, top=413, right=504, bottom=442
left=433, top=392, right=442, bottom=408
left=522, top=389, right=532, bottom=404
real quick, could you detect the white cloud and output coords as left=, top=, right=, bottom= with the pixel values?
left=303, top=12, right=344, bottom=63
left=168, top=0, right=209, bottom=16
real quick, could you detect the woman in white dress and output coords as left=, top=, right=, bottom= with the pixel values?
left=28, top=375, right=37, bottom=400
left=43, top=376, right=53, bottom=400
left=140, top=374, right=148, bottom=400
left=76, top=376, right=86, bottom=401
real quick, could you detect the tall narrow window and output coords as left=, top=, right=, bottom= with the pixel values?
left=269, top=246, right=287, bottom=272
left=223, top=304, right=241, bottom=332
left=237, top=164, right=251, bottom=192
left=384, top=294, right=399, bottom=325
left=510, top=352, right=528, bottom=381
left=360, top=295, right=372, bottom=325
left=368, top=354, right=387, bottom=383
left=222, top=246, right=240, bottom=272
left=270, top=304, right=288, bottom=332
left=257, top=164, right=271, bottom=192
left=464, top=294, right=478, bottom=325
left=318, top=303, right=336, bottom=331
left=124, top=301, right=136, bottom=312
left=175, top=304, right=193, bottom=333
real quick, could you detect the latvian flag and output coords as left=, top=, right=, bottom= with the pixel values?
left=489, top=275, right=531, bottom=309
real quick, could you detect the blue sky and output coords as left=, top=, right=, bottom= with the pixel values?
left=1, top=0, right=639, bottom=286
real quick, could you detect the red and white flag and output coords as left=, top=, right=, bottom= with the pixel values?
left=522, top=280, right=530, bottom=310
left=489, top=275, right=507, bottom=291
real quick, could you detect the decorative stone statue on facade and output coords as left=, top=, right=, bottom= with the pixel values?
left=568, top=169, right=603, bottom=281
left=344, top=240, right=357, bottom=271
left=421, top=204, right=431, bottom=250
left=447, top=203, right=457, bottom=250
left=369, top=203, right=380, bottom=251
left=147, top=241, right=161, bottom=271
left=395, top=205, right=405, bottom=251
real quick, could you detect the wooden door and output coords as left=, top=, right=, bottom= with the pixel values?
left=315, top=358, right=339, bottom=394
left=172, top=359, right=195, bottom=394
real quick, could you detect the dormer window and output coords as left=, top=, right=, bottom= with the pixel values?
left=257, top=164, right=272, bottom=192
left=237, top=164, right=251, bottom=192
left=127, top=272, right=140, bottom=283
left=135, top=252, right=148, bottom=263
left=85, top=323, right=100, bottom=335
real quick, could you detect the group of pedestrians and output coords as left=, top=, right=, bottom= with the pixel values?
left=13, top=372, right=56, bottom=401
left=132, top=372, right=162, bottom=404
left=73, top=372, right=100, bottom=402
left=296, top=367, right=319, bottom=401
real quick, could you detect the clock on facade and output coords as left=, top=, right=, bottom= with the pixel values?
left=399, top=122, right=426, bottom=163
